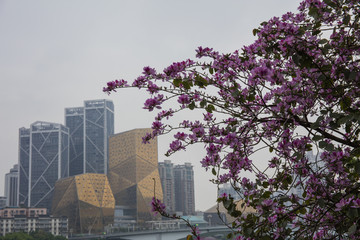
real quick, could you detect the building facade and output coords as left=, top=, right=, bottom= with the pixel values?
left=52, top=173, right=115, bottom=234
left=174, top=163, right=195, bottom=216
left=108, top=129, right=163, bottom=224
left=65, top=99, right=114, bottom=176
left=21, top=121, right=70, bottom=210
left=65, top=107, right=84, bottom=176
left=4, top=164, right=18, bottom=207
left=0, top=207, right=67, bottom=237
left=158, top=160, right=175, bottom=213
left=0, top=197, right=6, bottom=209
left=18, top=128, right=30, bottom=207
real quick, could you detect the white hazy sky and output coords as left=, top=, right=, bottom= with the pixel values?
left=0, top=0, right=301, bottom=211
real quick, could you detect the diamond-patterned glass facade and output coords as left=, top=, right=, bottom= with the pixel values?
left=29, top=122, right=69, bottom=210
left=52, top=173, right=115, bottom=234
left=108, top=129, right=163, bottom=224
left=66, top=100, right=114, bottom=176
left=84, top=99, right=114, bottom=174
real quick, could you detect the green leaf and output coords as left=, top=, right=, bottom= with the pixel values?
left=340, top=97, right=352, bottom=111
left=260, top=236, right=272, bottom=240
left=205, top=104, right=215, bottom=113
left=212, top=168, right=216, bottom=176
left=318, top=39, right=328, bottom=44
left=182, top=80, right=192, bottom=90
left=194, top=75, right=208, bottom=88
left=173, top=78, right=182, bottom=87
left=299, top=207, right=307, bottom=214
left=269, top=147, right=274, bottom=153
left=309, top=7, right=319, bottom=19
left=253, top=28, right=259, bottom=36
left=348, top=224, right=357, bottom=236
left=200, top=99, right=207, bottom=108
left=323, top=0, right=337, bottom=8
left=209, top=67, right=213, bottom=74
left=318, top=198, right=326, bottom=208
left=352, top=148, right=360, bottom=158
left=312, top=135, right=324, bottom=141
left=186, top=235, right=194, bottom=240
left=263, top=191, right=271, bottom=198
left=343, top=14, right=351, bottom=25
left=347, top=208, right=359, bottom=219
left=188, top=101, right=195, bottom=110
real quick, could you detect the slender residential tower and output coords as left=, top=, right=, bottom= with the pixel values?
left=4, top=164, right=18, bottom=207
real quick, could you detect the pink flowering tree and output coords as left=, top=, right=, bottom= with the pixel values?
left=105, top=0, right=360, bottom=239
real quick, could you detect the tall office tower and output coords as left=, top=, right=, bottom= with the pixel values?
left=108, top=129, right=163, bottom=223
left=65, top=107, right=84, bottom=176
left=28, top=121, right=69, bottom=210
left=18, top=127, right=30, bottom=207
left=158, top=160, right=175, bottom=213
left=84, top=100, right=114, bottom=174
left=4, top=164, right=18, bottom=207
left=174, top=163, right=195, bottom=216
left=65, top=99, right=114, bottom=176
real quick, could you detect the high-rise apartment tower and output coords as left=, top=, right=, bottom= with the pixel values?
left=4, top=164, right=18, bottom=207
left=174, top=163, right=195, bottom=215
left=5, top=164, right=19, bottom=207
left=158, top=160, right=175, bottom=213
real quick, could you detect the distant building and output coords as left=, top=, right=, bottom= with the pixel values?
left=108, top=129, right=163, bottom=224
left=174, top=163, right=195, bottom=216
left=158, top=160, right=175, bottom=213
left=65, top=107, right=84, bottom=176
left=4, top=164, right=18, bottom=207
left=0, top=207, right=67, bottom=237
left=65, top=99, right=114, bottom=175
left=51, top=173, right=115, bottom=234
left=18, top=121, right=69, bottom=211
left=218, top=183, right=241, bottom=201
left=0, top=197, right=6, bottom=209
left=158, top=161, right=195, bottom=216
left=18, top=128, right=30, bottom=207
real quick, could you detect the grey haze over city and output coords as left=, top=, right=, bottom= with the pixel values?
left=0, top=0, right=301, bottom=211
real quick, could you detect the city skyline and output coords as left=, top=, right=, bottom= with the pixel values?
left=0, top=0, right=302, bottom=211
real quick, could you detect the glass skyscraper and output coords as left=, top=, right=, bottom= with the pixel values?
left=65, top=107, right=84, bottom=176
left=18, top=127, right=30, bottom=207
left=65, top=99, right=114, bottom=176
left=28, top=121, right=69, bottom=210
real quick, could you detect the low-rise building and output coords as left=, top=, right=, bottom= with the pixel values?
left=0, top=207, right=67, bottom=237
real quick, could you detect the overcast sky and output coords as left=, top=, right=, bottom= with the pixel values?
left=0, top=0, right=301, bottom=211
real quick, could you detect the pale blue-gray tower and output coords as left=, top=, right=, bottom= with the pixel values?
left=5, top=164, right=18, bottom=207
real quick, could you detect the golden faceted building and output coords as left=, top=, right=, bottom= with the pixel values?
left=108, top=128, right=163, bottom=223
left=51, top=173, right=115, bottom=234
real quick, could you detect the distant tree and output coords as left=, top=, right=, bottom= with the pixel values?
left=105, top=0, right=360, bottom=239
left=0, top=232, right=33, bottom=240
left=29, top=230, right=55, bottom=240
